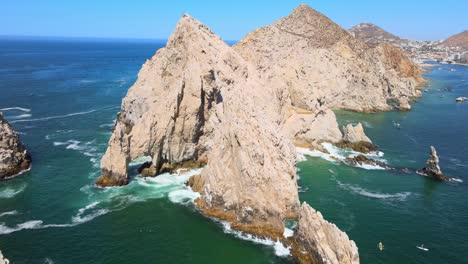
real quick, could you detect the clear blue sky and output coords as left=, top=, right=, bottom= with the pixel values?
left=1, top=0, right=466, bottom=41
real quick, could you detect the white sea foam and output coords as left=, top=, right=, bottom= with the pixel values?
left=283, top=227, right=294, bottom=238
left=0, top=211, right=18, bottom=218
left=10, top=106, right=119, bottom=123
left=0, top=107, right=31, bottom=112
left=168, top=189, right=200, bottom=205
left=335, top=179, right=411, bottom=201
left=0, top=201, right=112, bottom=235
left=449, top=178, right=464, bottom=183
left=0, top=184, right=27, bottom=199
left=297, top=142, right=388, bottom=170
left=220, top=220, right=291, bottom=257
left=10, top=114, right=32, bottom=119
left=0, top=220, right=43, bottom=235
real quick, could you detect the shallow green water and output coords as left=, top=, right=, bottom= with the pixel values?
left=0, top=38, right=467, bottom=263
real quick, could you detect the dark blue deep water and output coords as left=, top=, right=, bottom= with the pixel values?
left=0, top=38, right=467, bottom=263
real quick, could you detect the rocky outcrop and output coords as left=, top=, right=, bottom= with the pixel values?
left=0, top=250, right=9, bottom=264
left=342, top=123, right=371, bottom=144
left=420, top=146, right=447, bottom=181
left=234, top=4, right=424, bottom=113
left=0, top=113, right=31, bottom=179
left=292, top=203, right=359, bottom=264
left=283, top=107, right=343, bottom=149
left=397, top=96, right=411, bottom=111
left=335, top=123, right=377, bottom=153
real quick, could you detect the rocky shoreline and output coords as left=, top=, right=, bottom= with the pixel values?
left=96, top=4, right=425, bottom=263
left=0, top=112, right=31, bottom=180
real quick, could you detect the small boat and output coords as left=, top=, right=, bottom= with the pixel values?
left=416, top=244, right=429, bottom=251
left=456, top=97, right=468, bottom=102
left=377, top=242, right=384, bottom=251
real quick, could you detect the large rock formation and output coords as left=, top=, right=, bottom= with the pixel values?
left=0, top=113, right=31, bottom=179
left=292, top=203, right=359, bottom=264
left=233, top=4, right=424, bottom=113
left=98, top=14, right=299, bottom=237
left=421, top=146, right=447, bottom=181
left=98, top=4, right=426, bottom=262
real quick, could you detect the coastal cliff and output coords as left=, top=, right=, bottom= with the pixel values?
left=97, top=4, right=426, bottom=263
left=0, top=113, right=31, bottom=179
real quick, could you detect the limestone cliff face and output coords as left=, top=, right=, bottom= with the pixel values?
left=0, top=113, right=31, bottom=179
left=234, top=4, right=423, bottom=113
left=292, top=203, right=359, bottom=264
left=98, top=14, right=299, bottom=235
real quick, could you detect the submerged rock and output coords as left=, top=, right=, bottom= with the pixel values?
left=345, top=155, right=390, bottom=169
left=0, top=113, right=31, bottom=179
left=291, top=203, right=360, bottom=264
left=420, top=146, right=448, bottom=181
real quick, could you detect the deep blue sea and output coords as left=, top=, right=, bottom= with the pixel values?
left=0, top=38, right=467, bottom=264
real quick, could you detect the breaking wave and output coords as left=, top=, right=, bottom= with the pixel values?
left=296, top=142, right=387, bottom=170
left=219, top=220, right=291, bottom=257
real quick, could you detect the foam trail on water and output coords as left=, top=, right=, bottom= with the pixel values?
left=10, top=114, right=32, bottom=119
left=335, top=179, right=411, bottom=201
left=0, top=107, right=31, bottom=112
left=10, top=106, right=119, bottom=123
left=0, top=184, right=27, bottom=199
left=0, top=211, right=18, bottom=218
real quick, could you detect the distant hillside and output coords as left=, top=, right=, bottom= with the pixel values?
left=442, top=30, right=468, bottom=50
left=349, top=23, right=401, bottom=47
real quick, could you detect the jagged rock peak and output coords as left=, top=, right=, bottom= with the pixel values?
left=421, top=146, right=447, bottom=181
left=274, top=4, right=351, bottom=48
left=167, top=13, right=225, bottom=49
left=292, top=203, right=360, bottom=264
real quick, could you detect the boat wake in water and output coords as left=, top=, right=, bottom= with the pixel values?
left=333, top=177, right=411, bottom=201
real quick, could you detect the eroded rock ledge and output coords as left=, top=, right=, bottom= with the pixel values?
left=0, top=113, right=31, bottom=179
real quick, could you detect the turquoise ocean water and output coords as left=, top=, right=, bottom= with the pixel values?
left=0, top=38, right=467, bottom=263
